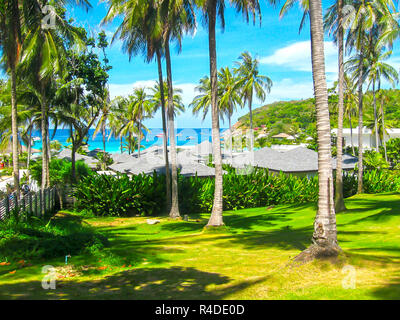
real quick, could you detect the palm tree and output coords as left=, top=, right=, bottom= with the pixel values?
left=195, top=0, right=262, bottom=227
left=365, top=47, right=398, bottom=152
left=93, top=87, right=112, bottom=155
left=20, top=1, right=90, bottom=189
left=129, top=87, right=154, bottom=158
left=190, top=76, right=213, bottom=121
left=108, top=96, right=128, bottom=154
left=0, top=0, right=22, bottom=196
left=103, top=0, right=173, bottom=209
left=234, top=52, right=272, bottom=152
left=150, top=81, right=185, bottom=123
left=295, top=0, right=340, bottom=262
left=218, top=67, right=242, bottom=163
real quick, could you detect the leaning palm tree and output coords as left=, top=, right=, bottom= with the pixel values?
left=295, top=0, right=341, bottom=261
left=0, top=0, right=22, bottom=196
left=194, top=0, right=262, bottom=227
left=234, top=52, right=272, bottom=152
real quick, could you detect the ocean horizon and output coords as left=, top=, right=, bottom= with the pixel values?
left=29, top=128, right=229, bottom=153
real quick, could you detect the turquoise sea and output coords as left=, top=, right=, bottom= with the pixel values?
left=30, top=128, right=228, bottom=153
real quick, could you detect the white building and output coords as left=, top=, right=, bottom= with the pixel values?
left=332, top=127, right=400, bottom=149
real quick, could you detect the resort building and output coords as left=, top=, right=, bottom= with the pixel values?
left=332, top=127, right=400, bottom=149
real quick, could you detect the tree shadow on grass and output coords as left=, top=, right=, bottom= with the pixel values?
left=0, top=266, right=266, bottom=300
left=371, top=272, right=400, bottom=300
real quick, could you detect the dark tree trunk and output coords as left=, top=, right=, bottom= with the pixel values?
left=10, top=67, right=20, bottom=197
left=165, top=39, right=180, bottom=219
left=372, top=80, right=379, bottom=152
left=334, top=0, right=346, bottom=213
left=157, top=50, right=172, bottom=211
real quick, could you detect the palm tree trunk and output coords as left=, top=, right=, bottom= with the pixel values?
left=120, top=137, right=123, bottom=154
left=248, top=92, right=254, bottom=152
left=71, top=145, right=76, bottom=184
left=102, top=122, right=106, bottom=153
left=27, top=124, right=32, bottom=183
left=349, top=111, right=355, bottom=156
left=296, top=0, right=340, bottom=261
left=380, top=95, right=388, bottom=162
left=138, top=118, right=142, bottom=158
left=372, top=80, right=379, bottom=152
left=157, top=50, right=172, bottom=211
left=207, top=1, right=224, bottom=227
left=10, top=67, right=20, bottom=197
left=357, top=53, right=364, bottom=194
left=41, top=89, right=48, bottom=190
left=229, top=113, right=233, bottom=165
left=165, top=39, right=180, bottom=219
left=46, top=119, right=50, bottom=187
left=334, top=0, right=346, bottom=213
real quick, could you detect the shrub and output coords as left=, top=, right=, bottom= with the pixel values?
left=0, top=212, right=107, bottom=261
left=74, top=172, right=166, bottom=217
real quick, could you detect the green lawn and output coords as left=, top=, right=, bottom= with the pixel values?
left=0, top=192, right=399, bottom=299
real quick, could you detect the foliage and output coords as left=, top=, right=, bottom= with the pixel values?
left=384, top=138, right=400, bottom=167
left=30, top=158, right=92, bottom=187
left=0, top=212, right=107, bottom=262
left=95, top=152, right=114, bottom=170
left=74, top=167, right=400, bottom=217
left=237, top=89, right=400, bottom=136
left=364, top=150, right=389, bottom=170
left=74, top=173, right=166, bottom=217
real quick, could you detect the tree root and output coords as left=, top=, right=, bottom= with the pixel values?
left=292, top=244, right=342, bottom=266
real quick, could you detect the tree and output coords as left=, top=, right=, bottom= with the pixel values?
left=295, top=0, right=340, bottom=262
left=195, top=0, right=262, bottom=227
left=0, top=0, right=22, bottom=196
left=129, top=87, right=154, bottom=158
left=234, top=52, right=272, bottom=152
left=218, top=67, right=242, bottom=163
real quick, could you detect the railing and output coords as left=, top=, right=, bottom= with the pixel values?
left=0, top=187, right=57, bottom=220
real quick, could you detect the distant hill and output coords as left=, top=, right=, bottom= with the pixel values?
left=236, top=89, right=400, bottom=137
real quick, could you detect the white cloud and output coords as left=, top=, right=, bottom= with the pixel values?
left=260, top=41, right=338, bottom=73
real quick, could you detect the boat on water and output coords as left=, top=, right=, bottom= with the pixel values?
left=33, top=137, right=41, bottom=141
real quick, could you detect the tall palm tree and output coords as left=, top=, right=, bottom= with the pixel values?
left=234, top=52, right=272, bottom=152
left=0, top=0, right=22, bottom=196
left=195, top=0, right=262, bottom=227
left=296, top=0, right=340, bottom=261
left=103, top=0, right=173, bottom=209
left=20, top=1, right=90, bottom=189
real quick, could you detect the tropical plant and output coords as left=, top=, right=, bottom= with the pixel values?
left=234, top=51, right=272, bottom=152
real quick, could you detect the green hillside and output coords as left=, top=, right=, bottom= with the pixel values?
left=237, top=89, right=400, bottom=136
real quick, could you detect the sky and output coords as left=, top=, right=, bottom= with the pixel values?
left=65, top=1, right=400, bottom=128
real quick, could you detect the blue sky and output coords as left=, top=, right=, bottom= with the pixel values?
left=66, top=1, right=399, bottom=128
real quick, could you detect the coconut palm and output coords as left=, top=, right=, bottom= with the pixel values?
left=103, top=0, right=173, bottom=209
left=194, top=0, right=262, bottom=227
left=218, top=67, right=242, bottom=163
left=20, top=2, right=90, bottom=189
left=93, top=87, right=112, bottom=154
left=0, top=0, right=23, bottom=196
left=149, top=81, right=185, bottom=122
left=234, top=52, right=272, bottom=152
left=295, top=0, right=340, bottom=262
left=127, top=88, right=154, bottom=158
left=365, top=47, right=398, bottom=152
